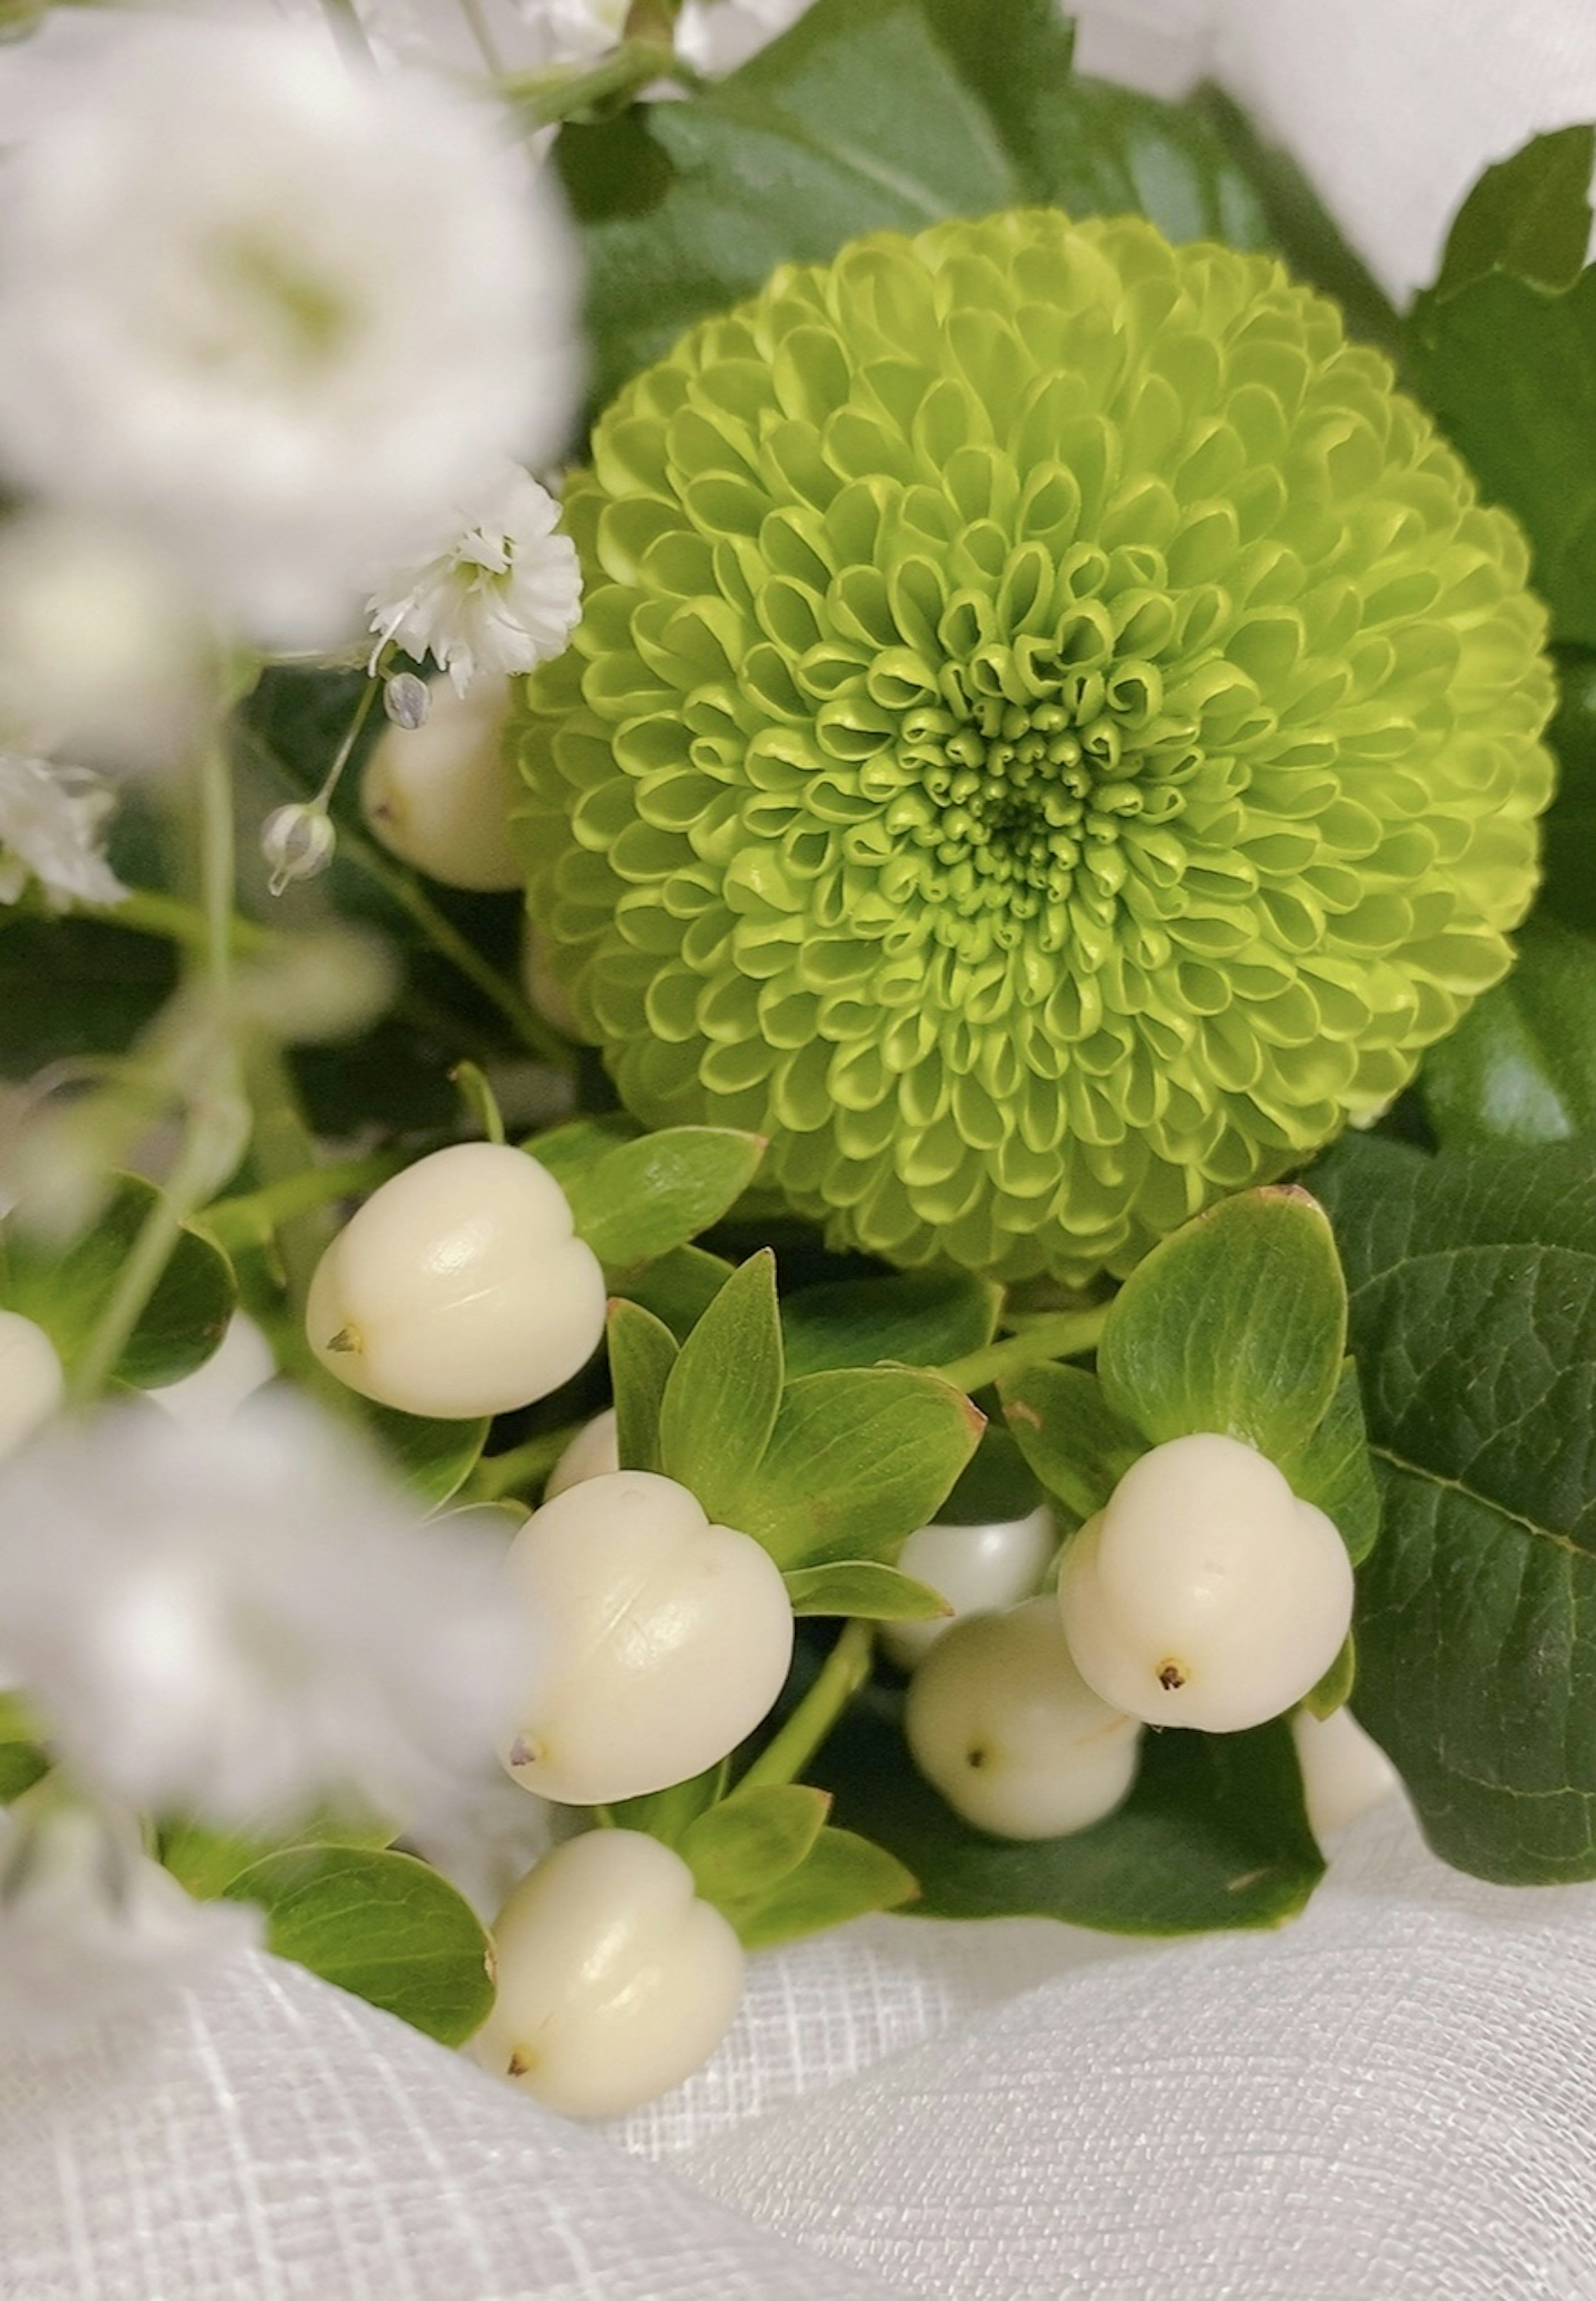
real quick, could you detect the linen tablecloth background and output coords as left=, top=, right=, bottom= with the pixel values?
left=5, top=0, right=1596, bottom=2293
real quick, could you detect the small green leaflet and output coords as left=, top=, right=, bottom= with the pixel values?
left=783, top=1559, right=952, bottom=1621
left=717, top=1826, right=919, bottom=1949
left=678, top=1782, right=829, bottom=1907
left=526, top=1116, right=764, bottom=1273
left=657, top=1250, right=784, bottom=1519
left=780, top=1270, right=999, bottom=1379
left=1001, top=1363, right=1146, bottom=1523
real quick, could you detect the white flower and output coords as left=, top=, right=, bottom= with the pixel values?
left=0, top=511, right=212, bottom=774
left=0, top=16, right=583, bottom=649
left=0, top=753, right=125, bottom=910
left=0, top=1795, right=261, bottom=2052
left=675, top=0, right=811, bottom=75
left=367, top=467, right=582, bottom=696
left=513, top=0, right=632, bottom=64
left=0, top=1393, right=530, bottom=1832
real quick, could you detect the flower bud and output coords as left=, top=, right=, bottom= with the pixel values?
left=880, top=1505, right=1057, bottom=1671
left=473, top=1828, right=744, bottom=2116
left=360, top=671, right=522, bottom=891
left=306, top=1142, right=605, bottom=1419
left=382, top=671, right=431, bottom=730
left=500, top=1468, right=794, bottom=1806
left=0, top=1310, right=63, bottom=1461
left=544, top=1406, right=618, bottom=1499
left=1058, top=1433, right=1355, bottom=1735
left=260, top=802, right=336, bottom=895
left=905, top=1597, right=1141, bottom=1840
left=1293, top=1706, right=1400, bottom=1843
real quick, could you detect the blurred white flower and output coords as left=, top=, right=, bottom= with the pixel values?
left=675, top=0, right=811, bottom=74
left=148, top=1313, right=277, bottom=1432
left=516, top=0, right=632, bottom=63
left=367, top=466, right=582, bottom=695
left=0, top=16, right=583, bottom=650
left=0, top=1394, right=530, bottom=1833
left=0, top=1795, right=261, bottom=2052
left=0, top=512, right=213, bottom=774
left=0, top=754, right=125, bottom=910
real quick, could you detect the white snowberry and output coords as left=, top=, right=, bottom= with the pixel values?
left=500, top=1468, right=794, bottom=1806
left=306, top=1142, right=604, bottom=1419
left=544, top=1406, right=619, bottom=1499
left=1058, top=1433, right=1355, bottom=1736
left=1293, top=1706, right=1400, bottom=1842
left=360, top=671, right=523, bottom=892
left=905, top=1597, right=1142, bottom=1840
left=881, top=1505, right=1057, bottom=1671
left=0, top=1312, right=64, bottom=1462
left=473, top=1827, right=744, bottom=2116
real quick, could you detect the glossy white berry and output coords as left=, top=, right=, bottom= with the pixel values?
left=500, top=1469, right=793, bottom=1806
left=0, top=1312, right=64, bottom=1462
left=544, top=1406, right=619, bottom=1499
left=360, top=671, right=523, bottom=891
left=881, top=1505, right=1057, bottom=1671
left=1059, top=1433, right=1355, bottom=1735
left=473, top=1828, right=744, bottom=2116
left=306, top=1142, right=605, bottom=1419
left=905, top=1597, right=1141, bottom=1840
left=1293, top=1706, right=1399, bottom=1843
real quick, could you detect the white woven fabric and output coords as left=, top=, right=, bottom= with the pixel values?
left=5, top=3, right=1596, bottom=2296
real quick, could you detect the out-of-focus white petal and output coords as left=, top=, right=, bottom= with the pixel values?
left=0, top=754, right=125, bottom=911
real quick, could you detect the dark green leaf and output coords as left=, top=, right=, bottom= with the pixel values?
left=363, top=1403, right=490, bottom=1509
left=819, top=1695, right=1322, bottom=1931
left=721, top=1824, right=919, bottom=1949
left=936, top=1422, right=1047, bottom=1526
left=1274, top=1360, right=1381, bottom=1566
left=1539, top=650, right=1596, bottom=936
left=0, top=1701, right=49, bottom=1805
left=1000, top=1364, right=1146, bottom=1522
left=1420, top=917, right=1596, bottom=1149
left=679, top=1782, right=830, bottom=1906
left=222, top=1845, right=494, bottom=2046
left=781, top=1270, right=1000, bottom=1379
left=658, top=1250, right=783, bottom=1516
left=615, top=1242, right=733, bottom=1342
left=1432, top=124, right=1595, bottom=301
left=6, top=1174, right=234, bottom=1389
left=734, top=1367, right=984, bottom=1569
left=557, top=1125, right=768, bottom=1273
left=783, top=1559, right=953, bottom=1620
left=1312, top=1133, right=1596, bottom=1882
left=1097, top=1186, right=1347, bottom=1458
left=606, top=1759, right=727, bottom=1847
left=607, top=1297, right=679, bottom=1475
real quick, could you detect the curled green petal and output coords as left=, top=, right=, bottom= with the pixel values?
left=515, top=210, right=1556, bottom=1283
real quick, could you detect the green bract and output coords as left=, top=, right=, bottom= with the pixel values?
left=516, top=209, right=1556, bottom=1280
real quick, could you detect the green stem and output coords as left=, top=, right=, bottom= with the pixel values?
left=465, top=1422, right=581, bottom=1502
left=935, top=1304, right=1110, bottom=1395
left=239, top=1042, right=344, bottom=1317
left=95, top=889, right=267, bottom=957
left=499, top=38, right=689, bottom=129
left=201, top=1148, right=409, bottom=1252
left=739, top=1619, right=874, bottom=1793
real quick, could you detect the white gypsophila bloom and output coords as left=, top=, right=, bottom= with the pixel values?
left=367, top=466, right=583, bottom=695
left=0, top=753, right=125, bottom=910
left=514, top=0, right=632, bottom=64
left=0, top=1393, right=531, bottom=1833
left=0, top=1798, right=262, bottom=2052
left=0, top=16, right=583, bottom=651
left=353, top=0, right=626, bottom=70
left=674, top=0, right=811, bottom=75
left=0, top=511, right=212, bottom=774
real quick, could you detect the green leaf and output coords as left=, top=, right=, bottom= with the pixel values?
left=1311, top=1133, right=1596, bottom=1882
left=561, top=0, right=1273, bottom=409
left=1420, top=916, right=1596, bottom=1149
left=1303, top=1630, right=1357, bottom=1722
left=363, top=1403, right=489, bottom=1509
left=781, top=1270, right=1000, bottom=1379
left=606, top=1759, right=727, bottom=1847
left=733, top=1367, right=984, bottom=1569
left=720, top=1825, right=919, bottom=1949
left=1432, top=124, right=1596, bottom=301
left=523, top=1113, right=639, bottom=1190
left=5, top=1174, right=234, bottom=1389
left=657, top=1249, right=783, bottom=1517
left=222, top=1845, right=494, bottom=2046
left=553, top=1124, right=767, bottom=1274
left=1274, top=1360, right=1381, bottom=1566
left=679, top=1782, right=829, bottom=1907
left=783, top=1559, right=953, bottom=1621
left=1409, top=178, right=1596, bottom=648
left=1539, top=650, right=1596, bottom=937
left=819, top=1697, right=1322, bottom=1932
left=615, top=1241, right=733, bottom=1342
left=160, top=1807, right=398, bottom=1901
left=607, top=1297, right=679, bottom=1475
left=0, top=1700, right=49, bottom=1806
left=936, top=1422, right=1047, bottom=1527
left=1098, top=1186, right=1348, bottom=1459
left=1000, top=1364, right=1146, bottom=1522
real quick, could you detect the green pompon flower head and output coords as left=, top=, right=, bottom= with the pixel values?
left=515, top=210, right=1556, bottom=1282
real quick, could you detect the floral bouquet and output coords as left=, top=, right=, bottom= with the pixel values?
left=2, top=0, right=1596, bottom=2287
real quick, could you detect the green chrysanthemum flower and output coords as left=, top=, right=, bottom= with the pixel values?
left=515, top=210, right=1555, bottom=1282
